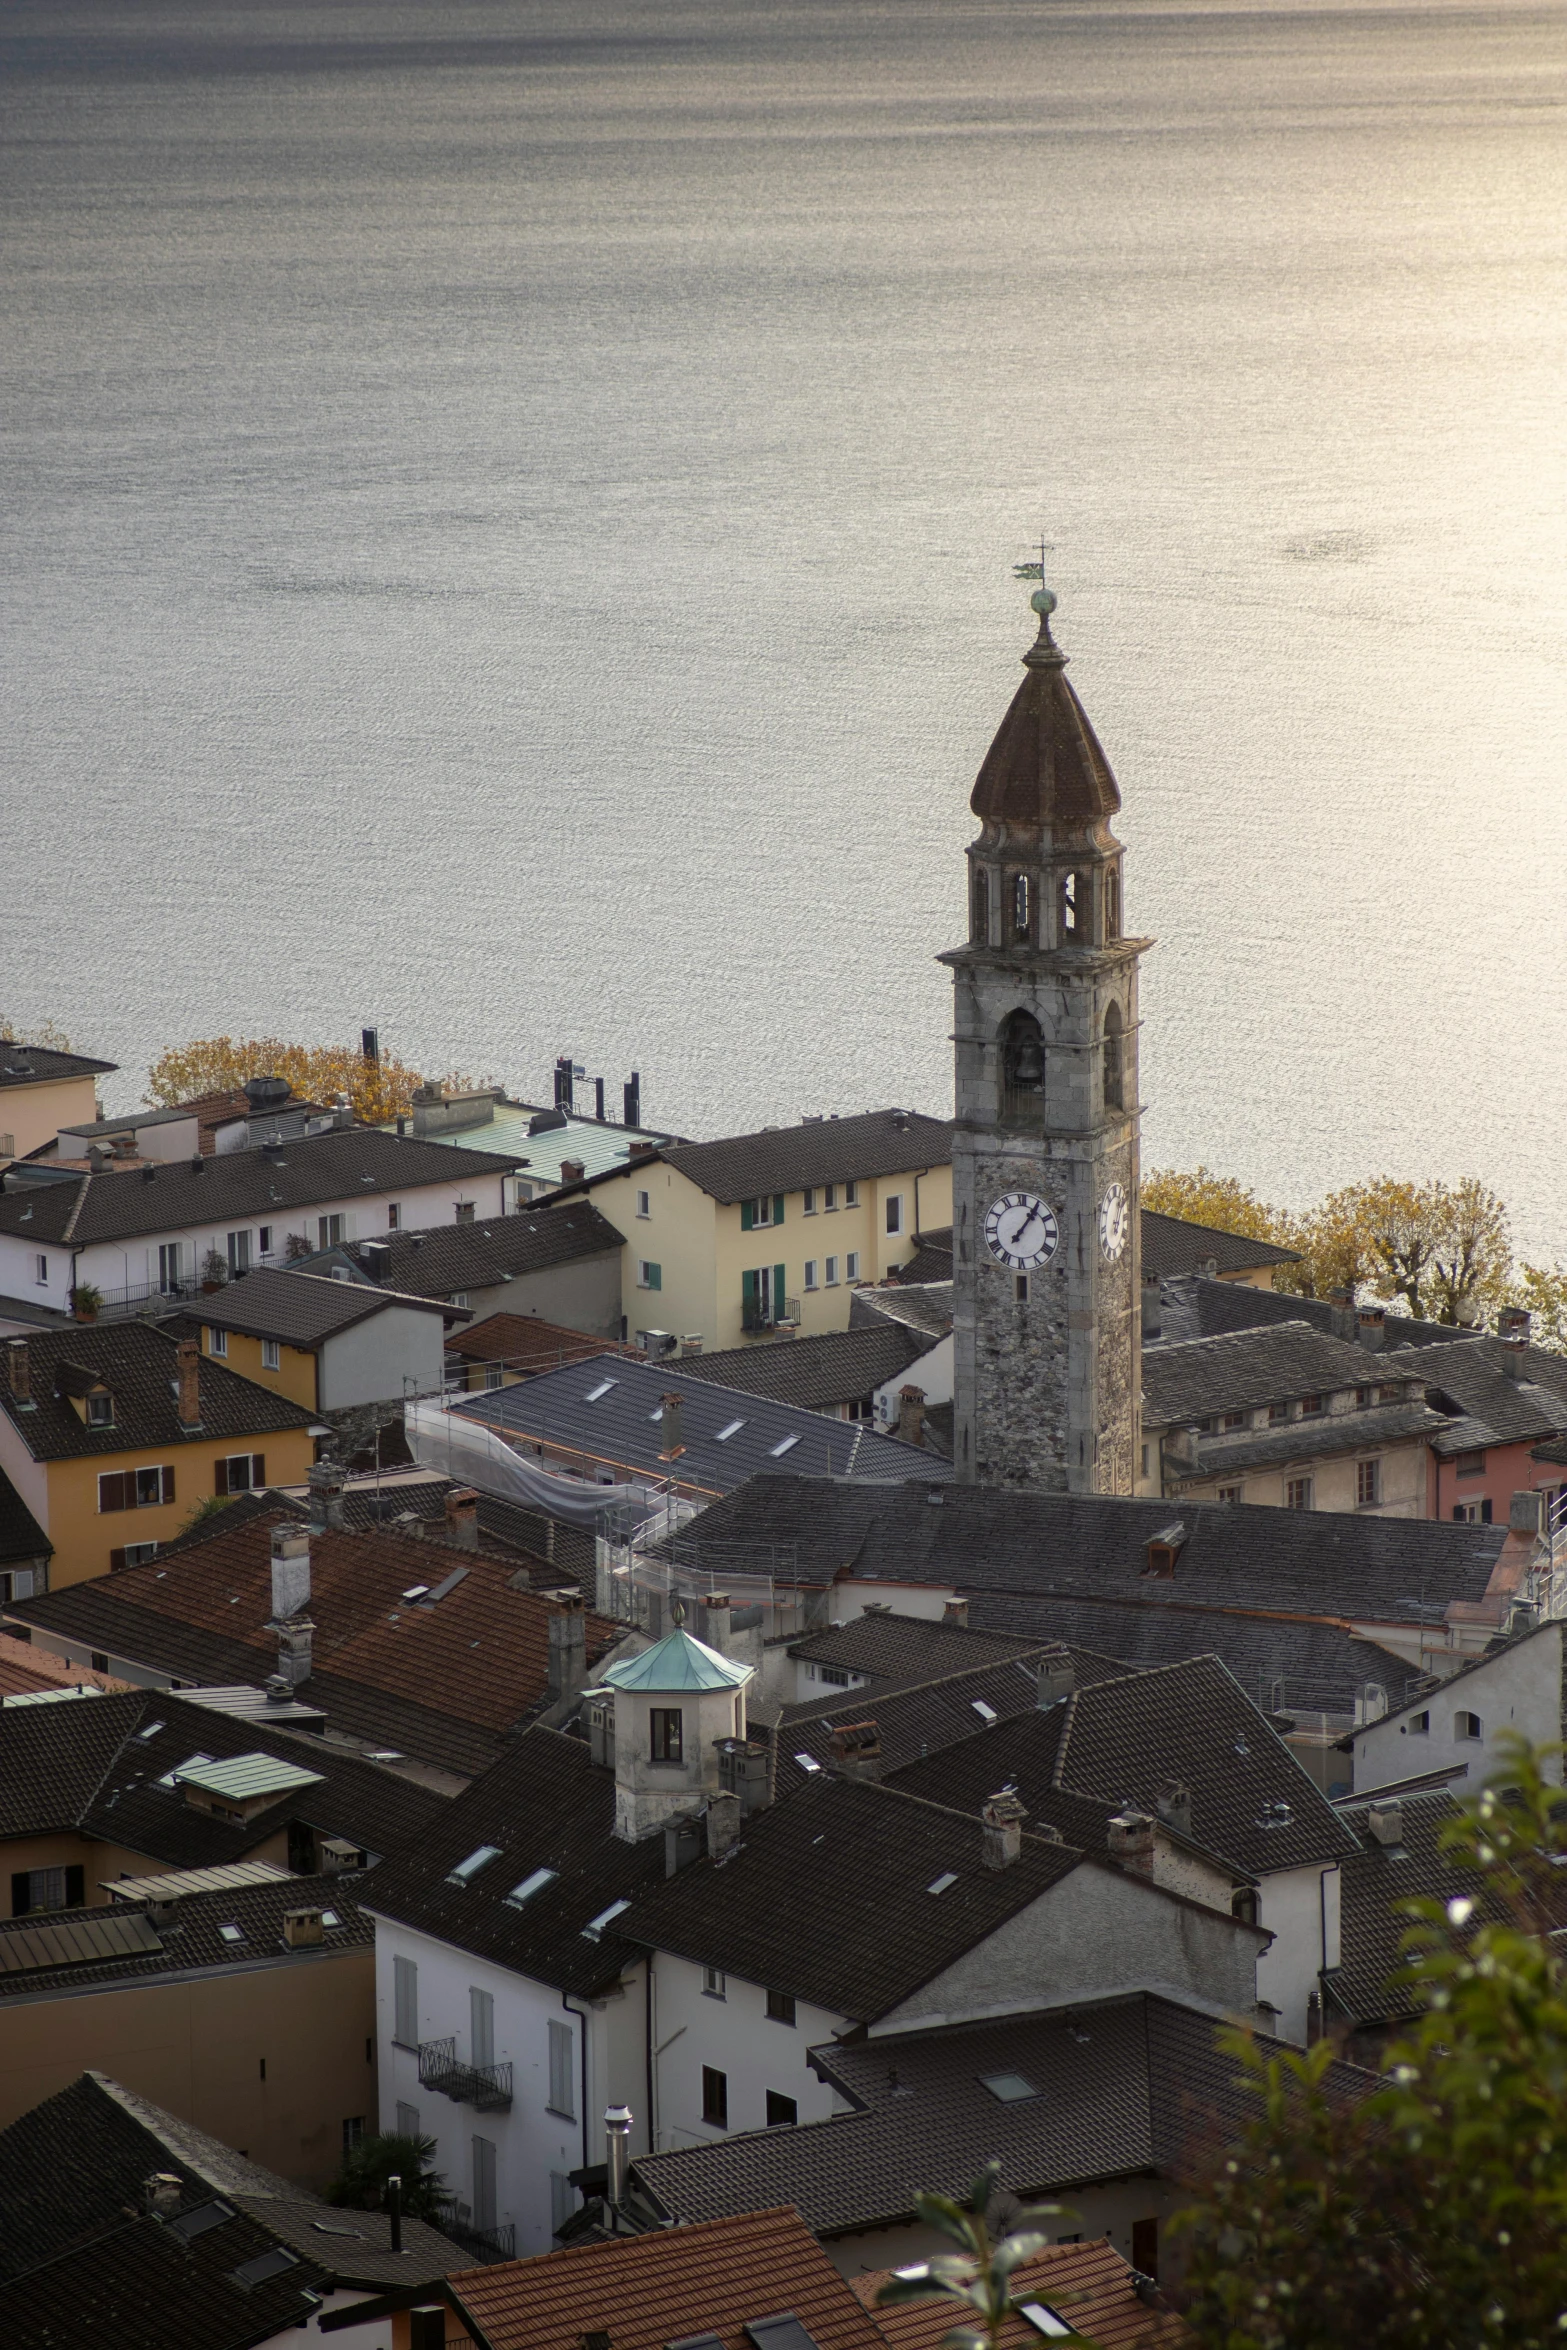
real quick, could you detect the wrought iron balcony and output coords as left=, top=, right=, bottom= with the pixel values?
left=417, top=2037, right=513, bottom=2112
left=447, top=2216, right=516, bottom=2262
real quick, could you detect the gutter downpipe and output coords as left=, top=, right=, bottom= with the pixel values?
left=561, top=1992, right=592, bottom=2176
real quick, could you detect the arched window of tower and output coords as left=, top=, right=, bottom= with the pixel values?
left=1000, top=1009, right=1045, bottom=1127
left=1059, top=869, right=1080, bottom=942
left=1011, top=871, right=1032, bottom=946
left=1105, top=865, right=1121, bottom=941
left=971, top=864, right=990, bottom=944
left=1103, top=1000, right=1125, bottom=1112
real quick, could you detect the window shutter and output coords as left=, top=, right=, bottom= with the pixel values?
left=98, top=1473, right=125, bottom=1514
left=161, top=1466, right=176, bottom=1504
left=647, top=1265, right=661, bottom=1293
left=109, top=1548, right=127, bottom=1572
left=773, top=1194, right=785, bottom=1226
left=742, top=1269, right=757, bottom=1309
left=740, top=1200, right=754, bottom=1232
left=393, top=1954, right=418, bottom=2046
left=548, top=2017, right=574, bottom=2117
left=11, top=1873, right=30, bottom=1918
left=252, top=1455, right=264, bottom=1489
left=64, top=1866, right=84, bottom=1909
left=774, top=1264, right=786, bottom=1320
left=214, top=1459, right=229, bottom=1497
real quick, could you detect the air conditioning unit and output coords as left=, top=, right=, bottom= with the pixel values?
left=636, top=1329, right=677, bottom=1359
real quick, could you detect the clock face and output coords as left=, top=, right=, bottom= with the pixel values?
left=1099, top=1181, right=1130, bottom=1261
left=984, top=1191, right=1060, bottom=1272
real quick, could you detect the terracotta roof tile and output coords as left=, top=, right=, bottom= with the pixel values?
left=855, top=2238, right=1188, bottom=2350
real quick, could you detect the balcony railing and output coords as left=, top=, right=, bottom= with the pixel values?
left=447, top=2219, right=516, bottom=2262
left=417, top=2037, right=514, bottom=2112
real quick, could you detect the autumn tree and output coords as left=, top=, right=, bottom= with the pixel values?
left=1141, top=1168, right=1298, bottom=1253
left=0, top=1017, right=73, bottom=1050
left=145, top=1035, right=487, bottom=1127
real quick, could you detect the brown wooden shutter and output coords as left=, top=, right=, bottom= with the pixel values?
left=63, top=1866, right=84, bottom=1908
left=214, top=1458, right=229, bottom=1497
left=109, top=1548, right=127, bottom=1572
left=161, top=1466, right=175, bottom=1504
left=252, top=1455, right=265, bottom=1489
left=98, top=1473, right=126, bottom=1514
left=10, top=1873, right=30, bottom=1918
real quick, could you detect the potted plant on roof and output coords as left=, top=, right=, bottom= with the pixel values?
left=200, top=1247, right=228, bottom=1294
left=70, top=1281, right=103, bottom=1323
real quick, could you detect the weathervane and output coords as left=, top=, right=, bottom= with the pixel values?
left=1012, top=536, right=1055, bottom=586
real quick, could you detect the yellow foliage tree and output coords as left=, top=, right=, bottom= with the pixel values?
left=144, top=1036, right=484, bottom=1127
left=1141, top=1165, right=1295, bottom=1250
left=0, top=1018, right=73, bottom=1050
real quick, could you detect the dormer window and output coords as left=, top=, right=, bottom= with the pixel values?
left=86, top=1392, right=114, bottom=1429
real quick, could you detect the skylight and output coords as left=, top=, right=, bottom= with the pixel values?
left=770, top=1435, right=800, bottom=1457
left=135, top=1720, right=165, bottom=1740
left=794, top=1754, right=823, bottom=1774
left=971, top=1699, right=998, bottom=1724
left=320, top=1910, right=341, bottom=1928
left=926, top=1871, right=958, bottom=1896
left=1018, top=2306, right=1072, bottom=2339
left=447, top=1844, right=503, bottom=1886
left=401, top=1584, right=430, bottom=1602
left=582, top=1897, right=633, bottom=1941
left=504, top=1866, right=559, bottom=1909
left=218, top=1924, right=244, bottom=1943
left=585, top=1380, right=617, bottom=1403
left=980, top=2071, right=1038, bottom=2103
left=715, top=1419, right=746, bottom=1442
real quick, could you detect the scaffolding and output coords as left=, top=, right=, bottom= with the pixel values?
left=596, top=1502, right=807, bottom=1640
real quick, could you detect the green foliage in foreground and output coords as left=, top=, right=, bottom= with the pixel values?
left=1174, top=1736, right=1567, bottom=2348
left=324, top=2130, right=451, bottom=2221
left=874, top=2164, right=1088, bottom=2347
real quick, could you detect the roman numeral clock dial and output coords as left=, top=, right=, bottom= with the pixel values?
left=1099, top=1181, right=1130, bottom=1261
left=983, top=1191, right=1060, bottom=1272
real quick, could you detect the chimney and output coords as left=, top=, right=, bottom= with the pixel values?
left=679, top=1335, right=703, bottom=1357
left=444, top=1487, right=479, bottom=1552
left=623, top=1073, right=642, bottom=1128
left=143, top=2173, right=183, bottom=2218
left=1155, top=1778, right=1192, bottom=1838
left=1037, top=1651, right=1074, bottom=1707
left=1499, top=1306, right=1532, bottom=1344
left=828, top=1721, right=881, bottom=1781
left=663, top=1813, right=702, bottom=1877
left=274, top=1615, right=314, bottom=1688
left=594, top=1077, right=606, bottom=1121
left=175, top=1337, right=201, bottom=1430
left=941, top=1597, right=969, bottom=1630
left=270, top=1524, right=311, bottom=1619
left=605, top=2103, right=633, bottom=2211
left=660, top=1393, right=684, bottom=1458
left=1107, top=1811, right=1156, bottom=1876
left=560, top=1158, right=586, bottom=1186
left=1366, top=1799, right=1403, bottom=1849
left=717, top=1736, right=772, bottom=1815
left=981, top=1790, right=1027, bottom=1870
left=1356, top=1305, right=1387, bottom=1351
left=307, top=1461, right=346, bottom=1532
left=1198, top=1256, right=1218, bottom=1281
left=706, top=1787, right=742, bottom=1863
left=6, top=1340, right=32, bottom=1411
left=1501, top=1335, right=1528, bottom=1381
left=897, top=1386, right=927, bottom=1448
left=384, top=2171, right=402, bottom=2256
left=702, top=1591, right=732, bottom=1653
left=546, top=1590, right=587, bottom=1700
left=1141, top=1272, right=1161, bottom=1341
left=282, top=1907, right=325, bottom=1949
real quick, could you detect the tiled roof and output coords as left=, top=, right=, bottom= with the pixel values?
left=0, top=1046, right=116, bottom=1092
left=0, top=1469, right=49, bottom=1565
left=0, top=2203, right=328, bottom=2350
left=1151, top=1274, right=1345, bottom=1348
left=678, top=1475, right=1509, bottom=1627
left=635, top=1994, right=1374, bottom=2235
left=857, top=2239, right=1187, bottom=2350
left=444, top=1313, right=625, bottom=1368
left=0, top=1632, right=124, bottom=1697
left=1170, top=1398, right=1444, bottom=1481
left=320, top=1201, right=625, bottom=1300
left=378, top=1096, right=677, bottom=1187
left=1141, top=1323, right=1404, bottom=1426
left=0, top=1322, right=313, bottom=1463
left=189, top=1267, right=453, bottom=1347
left=0, top=1686, right=443, bottom=1865
left=769, top=1654, right=1107, bottom=1802
left=0, top=2071, right=468, bottom=2291
left=451, top=2205, right=888, bottom=2350
left=1140, top=1213, right=1299, bottom=1280
left=359, top=1725, right=666, bottom=1997
left=850, top=1280, right=954, bottom=1339
left=1322, top=1787, right=1501, bottom=2028
left=455, top=1355, right=950, bottom=1496
left=0, top=1868, right=370, bottom=2001
left=789, top=1613, right=1059, bottom=1681
left=674, top=1323, right=928, bottom=1410
left=887, top=1655, right=1358, bottom=1878
left=637, top=1109, right=957, bottom=1207
left=970, top=629, right=1122, bottom=830
left=616, top=1776, right=1083, bottom=2022
left=7, top=1513, right=615, bottom=1779
left=0, top=1127, right=524, bottom=1247
left=1384, top=1336, right=1567, bottom=1450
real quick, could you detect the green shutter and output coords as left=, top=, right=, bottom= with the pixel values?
left=740, top=1200, right=754, bottom=1232
left=775, top=1264, right=786, bottom=1323
left=742, top=1269, right=757, bottom=1308
left=773, top=1194, right=785, bottom=1226
left=647, top=1263, right=662, bottom=1292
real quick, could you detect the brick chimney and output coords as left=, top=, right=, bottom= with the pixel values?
left=1356, top=1305, right=1387, bottom=1351
left=6, top=1340, right=32, bottom=1411
left=981, top=1790, right=1027, bottom=1870
left=828, top=1720, right=881, bottom=1781
left=307, top=1460, right=346, bottom=1532
left=897, top=1386, right=926, bottom=1448
left=941, top=1597, right=969, bottom=1630
left=705, top=1788, right=742, bottom=1863
left=444, top=1486, right=479, bottom=1551
left=560, top=1158, right=586, bottom=1185
left=546, top=1590, right=587, bottom=1700
left=175, top=1337, right=201, bottom=1430
left=1107, top=1811, right=1155, bottom=1875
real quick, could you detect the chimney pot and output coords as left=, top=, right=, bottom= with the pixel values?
left=897, top=1385, right=927, bottom=1448
left=1366, top=1799, right=1403, bottom=1849
left=981, top=1790, right=1027, bottom=1870
left=1107, top=1810, right=1156, bottom=1875
left=1356, top=1305, right=1387, bottom=1351
left=941, top=1597, right=969, bottom=1630
left=605, top=2103, right=633, bottom=2210
left=307, top=1460, right=346, bottom=1532
left=444, top=1486, right=479, bottom=1551
left=270, top=1525, right=311, bottom=1620
left=175, top=1337, right=201, bottom=1429
left=143, top=2172, right=183, bottom=2218
left=705, top=1787, right=742, bottom=1863
left=546, top=1589, right=587, bottom=1700
left=702, top=1592, right=732, bottom=1652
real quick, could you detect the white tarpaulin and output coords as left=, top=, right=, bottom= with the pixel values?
left=404, top=1401, right=656, bottom=1528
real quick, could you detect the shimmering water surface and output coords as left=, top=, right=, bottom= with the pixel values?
left=5, top=2, right=1565, bottom=1242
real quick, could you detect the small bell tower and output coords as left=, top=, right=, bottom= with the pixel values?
left=939, top=565, right=1151, bottom=1493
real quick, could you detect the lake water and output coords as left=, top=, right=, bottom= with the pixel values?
left=5, top=1, right=1565, bottom=1248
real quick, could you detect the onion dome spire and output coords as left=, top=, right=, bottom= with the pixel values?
left=970, top=558, right=1120, bottom=834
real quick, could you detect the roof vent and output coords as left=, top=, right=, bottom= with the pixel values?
left=1107, top=1811, right=1155, bottom=1875
left=282, top=1908, right=325, bottom=1949
left=981, top=1790, right=1027, bottom=1870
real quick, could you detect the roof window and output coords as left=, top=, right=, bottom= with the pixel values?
left=447, top=1844, right=503, bottom=1886
left=980, top=2071, right=1039, bottom=2103
left=504, top=1866, right=559, bottom=1908
left=971, top=1698, right=998, bottom=1724
left=926, top=1871, right=958, bottom=1895
left=793, top=1753, right=823, bottom=1774
left=1018, top=2306, right=1073, bottom=2339
left=582, top=1897, right=633, bottom=1940
left=584, top=1379, right=617, bottom=1403
left=166, top=2202, right=235, bottom=2243
left=770, top=1435, right=800, bottom=1458
left=320, top=1910, right=341, bottom=1928
left=229, top=2246, right=300, bottom=2290
left=218, top=1924, right=244, bottom=1944
left=716, top=1419, right=746, bottom=1442
left=401, top=1584, right=430, bottom=1602
left=135, top=1720, right=165, bottom=1740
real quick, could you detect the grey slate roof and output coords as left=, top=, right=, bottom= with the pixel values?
left=0, top=1468, right=49, bottom=1564
left=1140, top=1212, right=1299, bottom=1280
left=886, top=1654, right=1359, bottom=1878
left=0, top=2203, right=328, bottom=2350
left=1170, top=1399, right=1445, bottom=1482
left=789, top=1613, right=1060, bottom=1683
left=0, top=1046, right=116, bottom=1092
left=1383, top=1336, right=1567, bottom=1452
left=849, top=1281, right=954, bottom=1340
left=186, top=1266, right=455, bottom=1347
left=633, top=1993, right=1372, bottom=2235
left=453, top=1355, right=951, bottom=1494
left=615, top=1776, right=1085, bottom=2022
left=0, top=1322, right=314, bottom=1464
left=312, top=1201, right=625, bottom=1300
left=671, top=1323, right=927, bottom=1411
left=0, top=1868, right=370, bottom=2002
left=677, top=1474, right=1508, bottom=1625
left=0, top=1127, right=524, bottom=1246
left=1141, top=1322, right=1413, bottom=1426
left=1321, top=1787, right=1492, bottom=2028
left=559, top=1109, right=957, bottom=1206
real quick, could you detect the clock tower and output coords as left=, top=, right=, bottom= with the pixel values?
left=941, top=571, right=1150, bottom=1493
